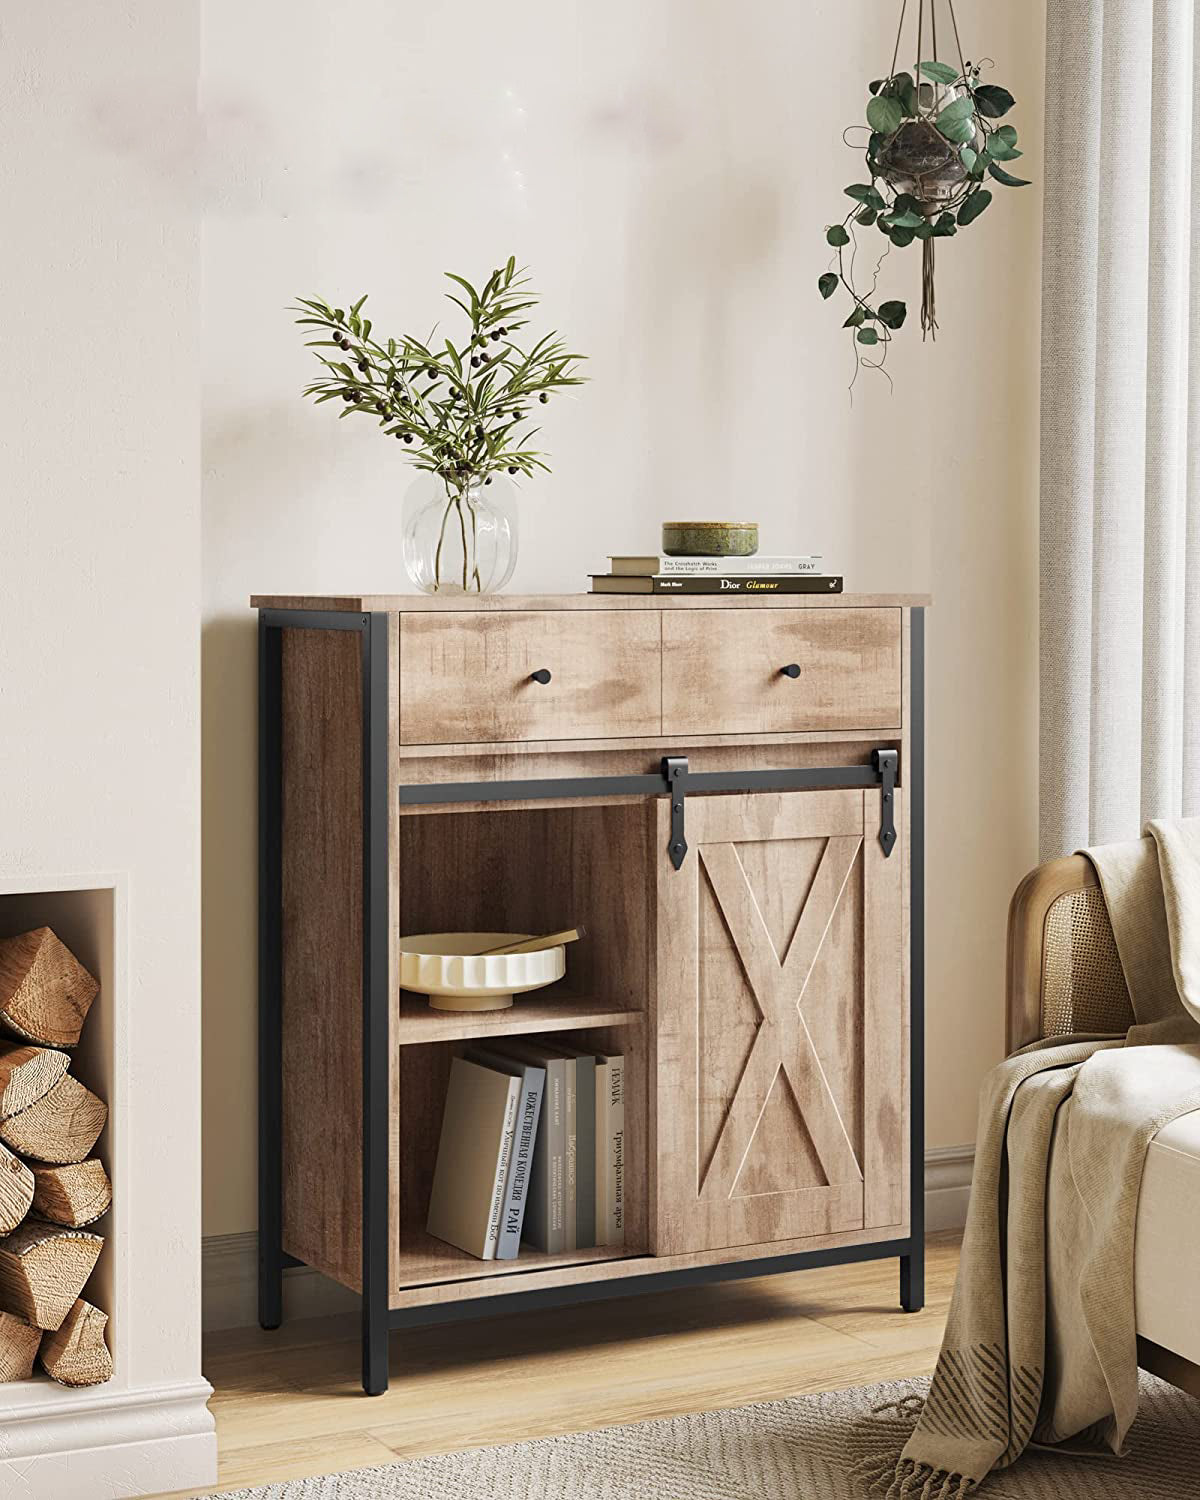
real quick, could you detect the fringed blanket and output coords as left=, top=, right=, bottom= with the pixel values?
left=863, top=819, right=1200, bottom=1498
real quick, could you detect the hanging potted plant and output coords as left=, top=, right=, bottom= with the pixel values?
left=819, top=1, right=1029, bottom=379
left=292, top=259, right=586, bottom=594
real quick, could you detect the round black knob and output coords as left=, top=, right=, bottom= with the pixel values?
left=780, top=663, right=801, bottom=679
left=530, top=668, right=552, bottom=685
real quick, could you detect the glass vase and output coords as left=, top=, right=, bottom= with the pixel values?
left=401, top=475, right=518, bottom=595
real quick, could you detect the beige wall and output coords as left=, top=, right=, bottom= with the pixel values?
left=1, top=2, right=215, bottom=1490
left=201, top=0, right=1044, bottom=1236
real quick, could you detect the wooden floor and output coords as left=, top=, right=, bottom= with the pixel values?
left=156, top=1234, right=960, bottom=1498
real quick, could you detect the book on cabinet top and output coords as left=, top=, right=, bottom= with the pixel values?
left=589, top=574, right=843, bottom=595
left=609, top=554, right=824, bottom=576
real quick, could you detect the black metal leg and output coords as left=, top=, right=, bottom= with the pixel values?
left=361, top=613, right=392, bottom=1395
left=902, top=607, right=926, bottom=1315
left=900, top=1245, right=925, bottom=1313
left=258, top=617, right=284, bottom=1331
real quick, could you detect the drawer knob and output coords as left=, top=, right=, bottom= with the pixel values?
left=780, top=663, right=802, bottom=679
left=529, top=668, right=553, bottom=685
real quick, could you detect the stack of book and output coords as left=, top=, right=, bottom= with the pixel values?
left=590, top=554, right=842, bottom=596
left=426, top=1038, right=625, bottom=1261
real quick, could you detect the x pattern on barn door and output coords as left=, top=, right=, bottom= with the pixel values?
left=697, top=833, right=863, bottom=1203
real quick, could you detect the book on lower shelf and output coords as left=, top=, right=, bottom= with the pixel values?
left=425, top=1037, right=625, bottom=1262
left=425, top=1057, right=521, bottom=1260
left=464, top=1047, right=546, bottom=1261
left=596, top=1052, right=624, bottom=1246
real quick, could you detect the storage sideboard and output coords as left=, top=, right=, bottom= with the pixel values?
left=253, top=591, right=928, bottom=1395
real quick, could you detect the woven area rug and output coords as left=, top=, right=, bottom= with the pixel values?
left=204, top=1372, right=1200, bottom=1499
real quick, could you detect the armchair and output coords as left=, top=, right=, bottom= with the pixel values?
left=1006, top=856, right=1200, bottom=1397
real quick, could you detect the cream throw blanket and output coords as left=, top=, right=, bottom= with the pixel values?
left=870, top=819, right=1200, bottom=1498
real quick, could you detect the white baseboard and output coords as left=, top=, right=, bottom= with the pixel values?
left=204, top=1148, right=975, bottom=1333
left=924, top=1143, right=975, bottom=1233
left=0, top=1379, right=216, bottom=1500
left=202, top=1229, right=362, bottom=1333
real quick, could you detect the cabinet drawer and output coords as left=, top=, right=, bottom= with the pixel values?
left=400, top=611, right=662, bottom=745
left=661, top=607, right=901, bottom=735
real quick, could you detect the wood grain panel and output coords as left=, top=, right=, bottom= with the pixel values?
left=661, top=607, right=902, bottom=736
left=654, top=789, right=904, bottom=1257
left=399, top=611, right=661, bottom=744
left=280, top=628, right=364, bottom=1292
left=863, top=789, right=905, bottom=1228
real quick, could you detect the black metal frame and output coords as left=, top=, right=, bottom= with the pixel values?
left=259, top=606, right=926, bottom=1396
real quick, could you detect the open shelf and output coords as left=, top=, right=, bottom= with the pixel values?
left=392, top=802, right=651, bottom=1305
left=396, top=992, right=643, bottom=1046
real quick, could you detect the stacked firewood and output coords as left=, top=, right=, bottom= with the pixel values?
left=0, top=928, right=112, bottom=1386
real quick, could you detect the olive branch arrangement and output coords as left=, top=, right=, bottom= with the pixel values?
left=291, top=260, right=585, bottom=588
left=819, top=44, right=1028, bottom=381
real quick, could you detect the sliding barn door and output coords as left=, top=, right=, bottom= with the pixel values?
left=653, top=789, right=905, bottom=1256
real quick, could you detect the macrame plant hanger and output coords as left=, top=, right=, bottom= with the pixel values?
left=884, top=0, right=969, bottom=338
left=820, top=0, right=1023, bottom=375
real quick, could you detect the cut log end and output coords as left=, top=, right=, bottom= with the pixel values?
left=31, top=1160, right=112, bottom=1228
left=0, top=1074, right=107, bottom=1165
left=0, top=928, right=99, bottom=1048
left=39, top=1299, right=112, bottom=1387
left=0, top=1142, right=34, bottom=1237
left=0, top=1309, right=41, bottom=1382
left=0, top=1044, right=70, bottom=1121
left=0, top=1218, right=104, bottom=1330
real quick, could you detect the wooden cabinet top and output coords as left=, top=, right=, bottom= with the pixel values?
left=251, top=592, right=930, bottom=613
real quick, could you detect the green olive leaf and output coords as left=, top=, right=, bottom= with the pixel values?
left=826, top=224, right=852, bottom=247
left=857, top=327, right=880, bottom=345
left=818, top=272, right=838, bottom=300
left=920, top=60, right=960, bottom=85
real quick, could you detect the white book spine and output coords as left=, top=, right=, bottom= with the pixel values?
left=655, top=557, right=823, bottom=576
left=483, top=1078, right=522, bottom=1260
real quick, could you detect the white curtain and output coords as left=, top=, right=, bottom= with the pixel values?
left=1040, top=0, right=1200, bottom=856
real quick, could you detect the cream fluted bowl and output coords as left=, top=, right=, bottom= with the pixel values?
left=398, top=932, right=566, bottom=1012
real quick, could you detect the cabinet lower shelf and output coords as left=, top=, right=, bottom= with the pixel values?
left=386, top=1223, right=913, bottom=1312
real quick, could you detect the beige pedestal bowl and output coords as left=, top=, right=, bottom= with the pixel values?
left=398, top=932, right=566, bottom=1012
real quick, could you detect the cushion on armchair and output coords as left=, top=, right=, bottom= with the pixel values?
left=1135, top=1110, right=1200, bottom=1365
